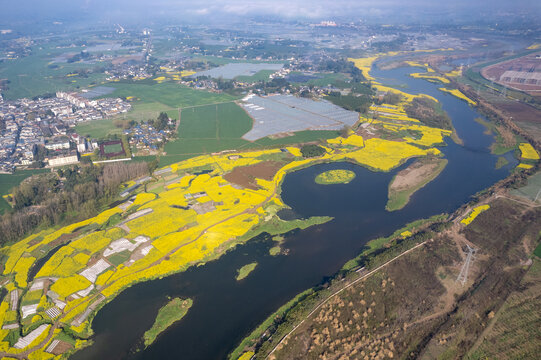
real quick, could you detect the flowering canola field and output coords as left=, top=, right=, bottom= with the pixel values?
left=461, top=205, right=490, bottom=225
left=519, top=143, right=539, bottom=160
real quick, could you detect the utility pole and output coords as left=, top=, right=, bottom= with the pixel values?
left=456, top=245, right=476, bottom=286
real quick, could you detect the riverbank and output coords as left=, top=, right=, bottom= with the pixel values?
left=236, top=196, right=540, bottom=359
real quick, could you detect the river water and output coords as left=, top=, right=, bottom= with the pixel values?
left=71, top=65, right=515, bottom=360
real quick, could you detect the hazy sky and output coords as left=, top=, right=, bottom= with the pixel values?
left=1, top=0, right=540, bottom=27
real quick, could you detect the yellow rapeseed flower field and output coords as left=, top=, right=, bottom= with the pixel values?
left=519, top=143, right=539, bottom=160
left=12, top=256, right=36, bottom=287
left=517, top=163, right=533, bottom=169
left=131, top=193, right=157, bottom=207
left=439, top=88, right=476, bottom=106
left=347, top=56, right=379, bottom=80
left=50, top=275, right=91, bottom=299
left=410, top=72, right=450, bottom=84
left=461, top=205, right=490, bottom=225
left=333, top=138, right=440, bottom=172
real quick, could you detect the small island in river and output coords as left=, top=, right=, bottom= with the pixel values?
left=143, top=297, right=193, bottom=347
left=236, top=262, right=258, bottom=281
left=386, top=157, right=448, bottom=211
left=315, top=169, right=356, bottom=185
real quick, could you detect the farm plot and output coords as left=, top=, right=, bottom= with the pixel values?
left=510, top=171, right=541, bottom=203
left=163, top=102, right=253, bottom=161
left=240, top=94, right=359, bottom=141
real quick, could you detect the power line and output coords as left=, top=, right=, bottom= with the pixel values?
left=456, top=245, right=476, bottom=286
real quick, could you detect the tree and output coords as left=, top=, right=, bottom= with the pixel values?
left=300, top=144, right=326, bottom=158
left=152, top=112, right=170, bottom=131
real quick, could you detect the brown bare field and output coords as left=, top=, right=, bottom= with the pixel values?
left=223, top=161, right=284, bottom=190
left=50, top=341, right=72, bottom=355
left=494, top=101, right=541, bottom=140
left=495, top=101, right=541, bottom=124
left=468, top=257, right=541, bottom=359
left=390, top=160, right=440, bottom=192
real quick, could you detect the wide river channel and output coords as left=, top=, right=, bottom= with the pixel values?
left=72, top=64, right=516, bottom=360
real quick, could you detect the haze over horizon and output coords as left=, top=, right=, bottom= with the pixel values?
left=1, top=0, right=540, bottom=29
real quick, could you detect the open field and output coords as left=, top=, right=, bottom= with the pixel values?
left=74, top=118, right=124, bottom=139
left=76, top=81, right=235, bottom=139
left=106, top=80, right=236, bottom=109
left=143, top=298, right=193, bottom=347
left=0, top=169, right=49, bottom=213
left=510, top=171, right=541, bottom=203
left=0, top=44, right=109, bottom=100
left=163, top=102, right=253, bottom=161
left=0, top=170, right=49, bottom=197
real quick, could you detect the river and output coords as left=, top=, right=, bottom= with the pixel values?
left=71, top=65, right=515, bottom=360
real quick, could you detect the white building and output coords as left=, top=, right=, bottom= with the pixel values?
left=48, top=154, right=79, bottom=167
left=45, top=141, right=70, bottom=151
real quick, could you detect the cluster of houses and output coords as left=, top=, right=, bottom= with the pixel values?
left=124, top=122, right=174, bottom=154
left=104, top=63, right=151, bottom=81
left=0, top=92, right=130, bottom=172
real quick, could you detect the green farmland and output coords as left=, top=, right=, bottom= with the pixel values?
left=0, top=44, right=108, bottom=100
left=0, top=169, right=50, bottom=214
left=160, top=102, right=340, bottom=166
left=105, top=80, right=236, bottom=109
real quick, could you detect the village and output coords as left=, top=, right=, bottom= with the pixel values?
left=0, top=92, right=133, bottom=172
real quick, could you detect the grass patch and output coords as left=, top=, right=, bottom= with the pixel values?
left=341, top=214, right=448, bottom=271
left=107, top=250, right=131, bottom=267
left=535, top=242, right=541, bottom=258
left=269, top=246, right=281, bottom=256
left=473, top=117, right=520, bottom=155
left=0, top=169, right=49, bottom=197
left=74, top=119, right=124, bottom=139
left=236, top=262, right=258, bottom=281
left=0, top=43, right=108, bottom=100
left=143, top=297, right=193, bottom=347
left=495, top=156, right=509, bottom=169
left=163, top=102, right=253, bottom=160
left=237, top=216, right=333, bottom=245
left=107, top=80, right=235, bottom=109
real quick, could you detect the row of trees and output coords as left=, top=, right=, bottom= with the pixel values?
left=0, top=161, right=150, bottom=244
